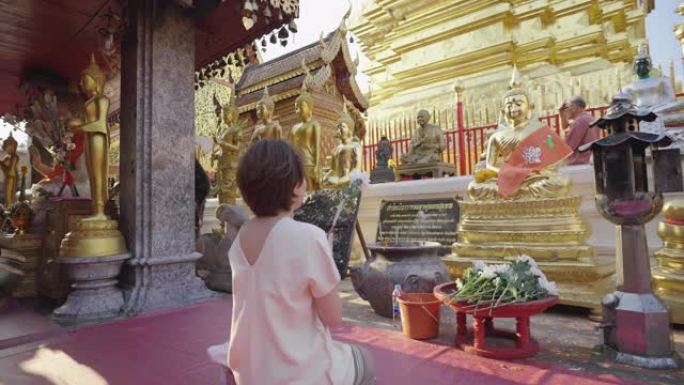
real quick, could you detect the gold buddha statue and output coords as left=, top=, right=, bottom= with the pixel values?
left=59, top=54, right=126, bottom=257
left=446, top=69, right=608, bottom=320
left=290, top=84, right=321, bottom=191
left=1, top=135, right=19, bottom=207
left=321, top=102, right=362, bottom=188
left=400, top=109, right=446, bottom=165
left=250, top=86, right=282, bottom=142
left=213, top=91, right=241, bottom=205
left=467, top=74, right=571, bottom=201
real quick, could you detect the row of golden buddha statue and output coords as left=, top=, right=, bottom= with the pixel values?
left=214, top=82, right=363, bottom=204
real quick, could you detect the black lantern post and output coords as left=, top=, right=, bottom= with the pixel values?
left=579, top=92, right=678, bottom=368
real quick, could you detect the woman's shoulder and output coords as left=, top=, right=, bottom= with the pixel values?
left=281, top=218, right=326, bottom=239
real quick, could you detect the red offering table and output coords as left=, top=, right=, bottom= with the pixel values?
left=434, top=282, right=558, bottom=359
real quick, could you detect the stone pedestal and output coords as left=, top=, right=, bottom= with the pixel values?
left=397, top=162, right=456, bottom=180
left=118, top=0, right=212, bottom=316
left=39, top=198, right=92, bottom=300
left=445, top=196, right=613, bottom=318
left=370, top=167, right=395, bottom=184
left=0, top=233, right=42, bottom=298
left=52, top=253, right=130, bottom=324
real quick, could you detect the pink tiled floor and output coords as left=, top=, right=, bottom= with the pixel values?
left=0, top=298, right=659, bottom=385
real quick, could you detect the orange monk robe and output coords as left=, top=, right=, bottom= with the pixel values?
left=497, top=127, right=572, bottom=198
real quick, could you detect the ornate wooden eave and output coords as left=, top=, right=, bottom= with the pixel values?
left=236, top=20, right=368, bottom=113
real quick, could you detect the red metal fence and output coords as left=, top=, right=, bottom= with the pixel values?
left=362, top=104, right=609, bottom=175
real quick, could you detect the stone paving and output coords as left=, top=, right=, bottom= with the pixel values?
left=338, top=280, right=684, bottom=385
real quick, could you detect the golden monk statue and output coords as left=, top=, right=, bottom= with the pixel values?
left=467, top=71, right=572, bottom=201
left=250, top=87, right=282, bottom=142
left=400, top=110, right=446, bottom=165
left=213, top=93, right=241, bottom=204
left=59, top=54, right=126, bottom=257
left=290, top=84, right=321, bottom=191
left=1, top=135, right=19, bottom=207
left=321, top=103, right=362, bottom=188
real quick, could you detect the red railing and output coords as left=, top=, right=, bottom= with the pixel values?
left=363, top=104, right=611, bottom=175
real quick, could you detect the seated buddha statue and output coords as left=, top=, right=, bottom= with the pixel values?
left=289, top=84, right=321, bottom=191
left=467, top=72, right=572, bottom=201
left=621, top=44, right=680, bottom=134
left=321, top=103, right=363, bottom=188
left=250, top=86, right=282, bottom=142
left=400, top=109, right=445, bottom=165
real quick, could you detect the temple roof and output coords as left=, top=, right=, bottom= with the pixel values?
left=0, top=0, right=298, bottom=115
left=236, top=21, right=369, bottom=113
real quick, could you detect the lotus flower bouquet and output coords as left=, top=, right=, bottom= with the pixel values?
left=450, top=256, right=558, bottom=313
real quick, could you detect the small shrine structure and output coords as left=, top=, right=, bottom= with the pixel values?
left=235, top=17, right=369, bottom=161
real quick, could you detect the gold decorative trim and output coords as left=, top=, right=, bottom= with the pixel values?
left=459, top=196, right=583, bottom=217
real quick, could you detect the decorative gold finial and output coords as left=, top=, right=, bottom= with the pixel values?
left=337, top=97, right=355, bottom=131
left=82, top=54, right=106, bottom=93
left=258, top=86, right=275, bottom=110
left=510, top=65, right=523, bottom=89
left=504, top=66, right=531, bottom=100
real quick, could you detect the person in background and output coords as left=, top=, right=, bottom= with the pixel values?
left=228, top=139, right=375, bottom=385
left=195, top=158, right=210, bottom=238
left=559, top=96, right=599, bottom=165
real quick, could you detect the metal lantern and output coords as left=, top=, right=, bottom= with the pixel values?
left=579, top=93, right=679, bottom=369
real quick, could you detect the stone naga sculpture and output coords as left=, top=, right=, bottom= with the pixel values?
left=196, top=204, right=247, bottom=293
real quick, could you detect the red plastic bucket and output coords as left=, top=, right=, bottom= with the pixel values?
left=397, top=292, right=441, bottom=340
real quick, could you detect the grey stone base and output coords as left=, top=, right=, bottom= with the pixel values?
left=121, top=252, right=216, bottom=316
left=602, top=345, right=680, bottom=370
left=52, top=253, right=131, bottom=325
left=370, top=167, right=396, bottom=184
left=204, top=271, right=232, bottom=293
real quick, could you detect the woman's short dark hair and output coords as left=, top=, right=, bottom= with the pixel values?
left=236, top=140, right=304, bottom=217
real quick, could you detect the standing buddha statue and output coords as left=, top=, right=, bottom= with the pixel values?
left=321, top=102, right=363, bottom=188
left=59, top=54, right=126, bottom=257
left=213, top=90, right=241, bottom=205
left=0, top=135, right=19, bottom=207
left=250, top=86, right=282, bottom=142
left=290, top=83, right=321, bottom=191
left=467, top=70, right=572, bottom=201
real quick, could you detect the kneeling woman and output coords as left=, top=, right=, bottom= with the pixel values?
left=228, top=139, right=375, bottom=385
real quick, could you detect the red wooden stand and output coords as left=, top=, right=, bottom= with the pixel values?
left=434, top=282, right=558, bottom=359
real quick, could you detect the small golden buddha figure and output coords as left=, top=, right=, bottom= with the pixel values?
left=321, top=103, right=363, bottom=188
left=250, top=86, right=282, bottom=142
left=290, top=85, right=321, bottom=191
left=467, top=73, right=572, bottom=201
left=1, top=135, right=19, bottom=207
left=213, top=94, right=241, bottom=204
left=400, top=110, right=446, bottom=165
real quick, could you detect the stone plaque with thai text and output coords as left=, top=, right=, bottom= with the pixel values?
left=376, top=198, right=459, bottom=245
